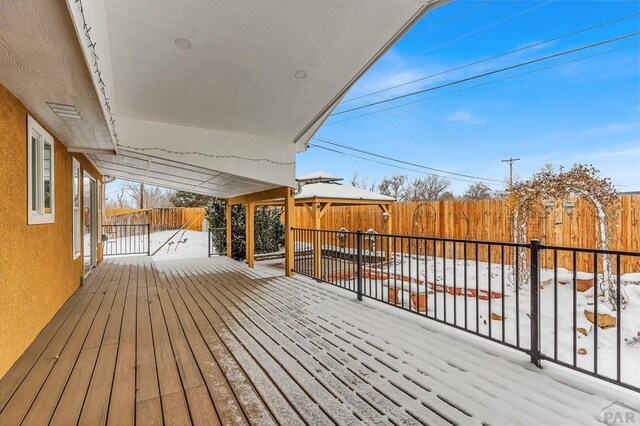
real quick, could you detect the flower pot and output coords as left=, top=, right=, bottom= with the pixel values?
left=576, top=278, right=594, bottom=292
left=411, top=293, right=427, bottom=313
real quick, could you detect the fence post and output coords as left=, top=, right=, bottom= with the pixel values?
left=530, top=239, right=541, bottom=368
left=208, top=228, right=211, bottom=258
left=147, top=224, right=151, bottom=256
left=357, top=229, right=363, bottom=301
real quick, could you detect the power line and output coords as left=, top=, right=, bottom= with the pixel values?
left=312, top=136, right=505, bottom=183
left=342, top=12, right=640, bottom=104
left=351, top=82, right=482, bottom=152
left=406, top=0, right=493, bottom=39
left=326, top=42, right=639, bottom=125
left=331, top=32, right=640, bottom=116
left=307, top=143, right=503, bottom=186
left=407, top=0, right=554, bottom=61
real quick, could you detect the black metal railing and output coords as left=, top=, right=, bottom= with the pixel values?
left=102, top=224, right=150, bottom=256
left=292, top=227, right=639, bottom=392
left=536, top=244, right=639, bottom=392
left=208, top=227, right=227, bottom=257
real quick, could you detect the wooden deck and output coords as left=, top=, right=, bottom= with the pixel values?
left=0, top=257, right=629, bottom=425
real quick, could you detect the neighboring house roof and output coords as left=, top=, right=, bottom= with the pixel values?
left=296, top=181, right=395, bottom=202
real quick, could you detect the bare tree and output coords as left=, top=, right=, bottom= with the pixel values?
left=540, top=162, right=556, bottom=174
left=377, top=175, right=408, bottom=200
left=464, top=182, right=493, bottom=199
left=105, top=186, right=131, bottom=209
left=350, top=172, right=377, bottom=191
left=404, top=175, right=451, bottom=201
left=440, top=191, right=456, bottom=201
left=123, top=181, right=172, bottom=208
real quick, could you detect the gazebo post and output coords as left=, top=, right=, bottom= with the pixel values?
left=284, top=187, right=295, bottom=277
left=226, top=201, right=232, bottom=257
left=227, top=186, right=293, bottom=270
left=246, top=201, right=255, bottom=268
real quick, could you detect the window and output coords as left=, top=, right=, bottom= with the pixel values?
left=27, top=115, right=55, bottom=224
left=72, top=158, right=81, bottom=258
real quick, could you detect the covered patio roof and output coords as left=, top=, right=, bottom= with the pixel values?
left=0, top=0, right=446, bottom=198
left=0, top=257, right=631, bottom=425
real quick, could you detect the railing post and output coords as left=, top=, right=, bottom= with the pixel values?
left=147, top=224, right=151, bottom=256
left=357, top=229, right=363, bottom=301
left=530, top=239, right=541, bottom=368
left=208, top=228, right=211, bottom=257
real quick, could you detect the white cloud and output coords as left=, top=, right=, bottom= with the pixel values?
left=579, top=145, right=640, bottom=159
left=556, top=122, right=640, bottom=140
left=447, top=109, right=483, bottom=125
left=579, top=122, right=639, bottom=136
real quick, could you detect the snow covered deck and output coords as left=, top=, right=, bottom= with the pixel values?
left=0, top=257, right=635, bottom=425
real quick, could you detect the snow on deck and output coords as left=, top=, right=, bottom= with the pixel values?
left=2, top=256, right=636, bottom=425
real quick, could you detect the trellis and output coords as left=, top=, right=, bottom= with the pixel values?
left=508, top=164, right=624, bottom=309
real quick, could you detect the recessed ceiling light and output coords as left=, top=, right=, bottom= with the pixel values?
left=47, top=102, right=81, bottom=119
left=175, top=37, right=192, bottom=49
left=295, top=70, right=307, bottom=79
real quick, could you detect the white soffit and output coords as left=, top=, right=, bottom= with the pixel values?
left=81, top=0, right=444, bottom=195
left=105, top=0, right=441, bottom=143
left=0, top=0, right=114, bottom=151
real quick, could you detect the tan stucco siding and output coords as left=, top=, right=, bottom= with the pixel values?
left=0, top=84, right=103, bottom=378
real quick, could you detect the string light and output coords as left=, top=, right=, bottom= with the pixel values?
left=73, top=0, right=295, bottom=167
left=117, top=144, right=295, bottom=166
left=73, top=0, right=119, bottom=144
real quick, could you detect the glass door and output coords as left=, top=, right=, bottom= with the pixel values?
left=83, top=172, right=97, bottom=275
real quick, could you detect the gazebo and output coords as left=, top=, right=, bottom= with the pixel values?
left=229, top=172, right=395, bottom=278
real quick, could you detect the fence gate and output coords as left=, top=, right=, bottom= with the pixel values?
left=102, top=224, right=151, bottom=256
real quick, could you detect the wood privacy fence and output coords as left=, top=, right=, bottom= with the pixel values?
left=104, top=207, right=206, bottom=232
left=294, top=196, right=640, bottom=273
left=104, top=197, right=639, bottom=272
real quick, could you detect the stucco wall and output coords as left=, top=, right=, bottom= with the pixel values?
left=0, top=84, right=103, bottom=378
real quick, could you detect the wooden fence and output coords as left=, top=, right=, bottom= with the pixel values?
left=104, top=197, right=639, bottom=272
left=104, top=207, right=206, bottom=232
left=294, top=196, right=640, bottom=273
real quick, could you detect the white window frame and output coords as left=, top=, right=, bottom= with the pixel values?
left=72, top=158, right=81, bottom=259
left=27, top=115, right=55, bottom=224
left=97, top=181, right=102, bottom=236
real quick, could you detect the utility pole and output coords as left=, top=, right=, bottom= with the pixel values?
left=502, top=157, right=520, bottom=189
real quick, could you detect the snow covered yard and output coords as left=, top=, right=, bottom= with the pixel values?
left=150, top=229, right=211, bottom=260
left=104, top=228, right=212, bottom=260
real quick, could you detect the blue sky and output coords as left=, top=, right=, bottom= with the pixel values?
left=297, top=0, right=640, bottom=194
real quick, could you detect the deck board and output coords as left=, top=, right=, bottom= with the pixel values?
left=134, top=260, right=163, bottom=424
left=0, top=261, right=116, bottom=425
left=45, top=263, right=125, bottom=425
left=0, top=256, right=629, bottom=426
